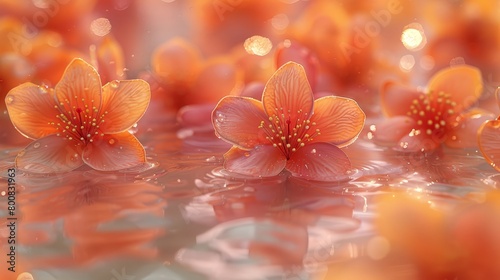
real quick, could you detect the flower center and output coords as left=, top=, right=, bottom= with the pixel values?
left=259, top=109, right=321, bottom=159
left=406, top=91, right=456, bottom=141
left=52, top=102, right=108, bottom=144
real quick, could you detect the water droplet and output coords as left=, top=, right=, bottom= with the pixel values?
left=6, top=96, right=14, bottom=104
left=33, top=143, right=40, bottom=149
left=310, top=149, right=317, bottom=154
left=24, top=164, right=34, bottom=170
left=39, top=87, right=48, bottom=94
left=109, top=80, right=120, bottom=89
left=70, top=153, right=79, bottom=161
left=108, top=138, right=116, bottom=145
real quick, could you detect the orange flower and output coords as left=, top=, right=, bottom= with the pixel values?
left=372, top=65, right=485, bottom=151
left=5, top=58, right=150, bottom=173
left=212, top=62, right=365, bottom=180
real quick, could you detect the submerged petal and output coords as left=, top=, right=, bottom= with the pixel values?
left=478, top=120, right=500, bottom=171
left=286, top=142, right=351, bottom=181
left=262, top=62, right=314, bottom=127
left=82, top=132, right=146, bottom=171
left=5, top=83, right=60, bottom=139
left=212, top=96, right=269, bottom=149
left=428, top=65, right=483, bottom=114
left=99, top=79, right=151, bottom=133
left=380, top=81, right=421, bottom=117
left=54, top=58, right=102, bottom=122
left=309, top=96, right=365, bottom=147
left=223, top=145, right=287, bottom=177
left=16, top=134, right=84, bottom=173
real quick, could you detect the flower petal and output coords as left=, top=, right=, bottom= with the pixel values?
left=428, top=65, right=483, bottom=114
left=286, top=143, right=351, bottom=181
left=380, top=81, right=421, bottom=117
left=93, top=35, right=126, bottom=82
left=478, top=120, right=500, bottom=171
left=5, top=83, right=60, bottom=139
left=54, top=58, right=102, bottom=122
left=445, top=109, right=496, bottom=149
left=99, top=79, right=151, bottom=133
left=224, top=145, right=286, bottom=177
left=15, top=134, right=84, bottom=173
left=372, top=116, right=416, bottom=145
left=262, top=62, right=314, bottom=127
left=212, top=96, right=269, bottom=149
left=309, top=96, right=365, bottom=147
left=82, top=132, right=146, bottom=171
left=395, top=132, right=439, bottom=152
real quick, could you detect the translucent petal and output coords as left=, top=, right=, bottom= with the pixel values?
left=224, top=145, right=287, bottom=177
left=286, top=143, right=351, bottom=181
left=478, top=120, right=500, bottom=171
left=372, top=116, right=416, bottom=145
left=212, top=96, right=269, bottom=149
left=262, top=62, right=314, bottom=129
left=5, top=83, right=60, bottom=139
left=82, top=132, right=146, bottom=171
left=446, top=109, right=495, bottom=149
left=54, top=58, right=102, bottom=125
left=99, top=79, right=151, bottom=133
left=428, top=65, right=483, bottom=114
left=309, top=96, right=365, bottom=147
left=15, top=135, right=84, bottom=173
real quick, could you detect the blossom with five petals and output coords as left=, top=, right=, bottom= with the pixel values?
left=5, top=58, right=150, bottom=173
left=373, top=65, right=484, bottom=151
left=212, top=62, right=365, bottom=180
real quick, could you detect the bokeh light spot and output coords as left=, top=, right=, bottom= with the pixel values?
left=244, top=36, right=273, bottom=56
left=90, top=18, right=112, bottom=37
left=399, top=54, right=415, bottom=72
left=401, top=23, right=426, bottom=51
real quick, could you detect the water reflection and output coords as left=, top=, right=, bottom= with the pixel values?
left=16, top=171, right=166, bottom=268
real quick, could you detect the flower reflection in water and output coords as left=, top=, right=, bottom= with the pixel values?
left=178, top=172, right=362, bottom=279
left=17, top=171, right=165, bottom=268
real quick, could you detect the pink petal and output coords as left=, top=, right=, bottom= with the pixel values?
left=99, top=79, right=151, bottom=133
left=16, top=135, right=84, bottom=173
left=445, top=109, right=496, bottom=149
left=240, top=82, right=265, bottom=100
left=309, top=96, right=365, bottom=147
left=478, top=120, right=500, bottom=171
left=212, top=96, right=269, bottom=149
left=262, top=62, right=314, bottom=127
left=5, top=83, right=60, bottom=139
left=54, top=58, right=102, bottom=121
left=223, top=145, right=287, bottom=177
left=286, top=143, right=351, bottom=181
left=177, top=103, right=216, bottom=127
left=82, top=132, right=146, bottom=171
left=380, top=81, right=421, bottom=117
left=428, top=65, right=483, bottom=114
left=372, top=116, right=416, bottom=145
left=395, top=131, right=439, bottom=152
